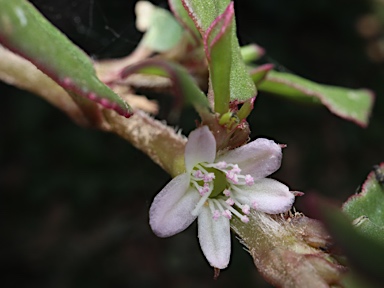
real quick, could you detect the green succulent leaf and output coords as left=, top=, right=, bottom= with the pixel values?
left=138, top=2, right=184, bottom=52
left=121, top=59, right=210, bottom=118
left=168, top=0, right=201, bottom=45
left=204, top=2, right=233, bottom=114
left=257, top=70, right=374, bottom=127
left=322, top=202, right=384, bottom=284
left=240, top=44, right=265, bottom=64
left=342, top=163, right=384, bottom=244
left=0, top=0, right=131, bottom=117
left=250, top=64, right=274, bottom=85
left=182, top=0, right=256, bottom=105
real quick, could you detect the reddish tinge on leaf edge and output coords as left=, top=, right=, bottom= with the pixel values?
left=203, top=2, right=234, bottom=61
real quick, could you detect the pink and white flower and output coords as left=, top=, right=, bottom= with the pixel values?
left=149, top=126, right=295, bottom=269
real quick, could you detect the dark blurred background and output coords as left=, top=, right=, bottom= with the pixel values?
left=0, top=0, right=383, bottom=287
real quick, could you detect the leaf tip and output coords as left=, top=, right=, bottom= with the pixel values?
left=203, top=1, right=235, bottom=60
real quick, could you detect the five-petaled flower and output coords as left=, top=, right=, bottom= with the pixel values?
left=149, top=126, right=295, bottom=269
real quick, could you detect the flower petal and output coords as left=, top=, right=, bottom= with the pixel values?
left=197, top=205, right=231, bottom=269
left=216, top=138, right=282, bottom=180
left=149, top=173, right=200, bottom=237
left=235, top=178, right=294, bottom=214
left=185, top=126, right=217, bottom=172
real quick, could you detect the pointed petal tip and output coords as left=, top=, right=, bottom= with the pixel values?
left=293, top=191, right=305, bottom=197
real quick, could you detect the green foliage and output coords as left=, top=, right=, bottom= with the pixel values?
left=121, top=59, right=209, bottom=118
left=0, top=0, right=131, bottom=117
left=139, top=4, right=184, bottom=52
left=204, top=3, right=233, bottom=114
left=182, top=0, right=256, bottom=104
left=343, top=163, right=384, bottom=245
left=323, top=204, right=384, bottom=285
left=257, top=70, right=374, bottom=127
left=249, top=64, right=274, bottom=85
left=322, top=164, right=384, bottom=285
left=168, top=0, right=200, bottom=43
left=240, top=44, right=265, bottom=64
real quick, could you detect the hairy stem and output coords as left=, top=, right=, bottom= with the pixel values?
left=0, top=46, right=186, bottom=177
left=231, top=212, right=346, bottom=288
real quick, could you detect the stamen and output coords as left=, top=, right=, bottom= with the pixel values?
left=191, top=180, right=203, bottom=191
left=203, top=172, right=215, bottom=183
left=191, top=160, right=255, bottom=224
left=226, top=171, right=239, bottom=184
left=214, top=161, right=227, bottom=169
left=198, top=183, right=210, bottom=196
left=212, top=210, right=221, bottom=220
left=225, top=198, right=235, bottom=206
left=192, top=170, right=204, bottom=179
left=222, top=210, right=232, bottom=219
left=231, top=164, right=241, bottom=174
left=241, top=215, right=249, bottom=223
left=223, top=189, right=231, bottom=197
left=242, top=204, right=250, bottom=215
left=245, top=174, right=254, bottom=186
left=195, top=164, right=209, bottom=174
left=220, top=199, right=247, bottom=221
left=191, top=183, right=213, bottom=216
left=230, top=184, right=246, bottom=194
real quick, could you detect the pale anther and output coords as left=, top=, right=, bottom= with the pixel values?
left=245, top=174, right=254, bottom=186
left=242, top=204, right=250, bottom=214
left=241, top=215, right=250, bottom=223
left=204, top=173, right=215, bottom=182
left=212, top=210, right=220, bottom=220
left=231, top=164, right=241, bottom=174
left=215, top=161, right=227, bottom=169
left=193, top=170, right=204, bottom=179
left=223, top=189, right=231, bottom=197
left=222, top=210, right=232, bottom=219
left=225, top=198, right=235, bottom=206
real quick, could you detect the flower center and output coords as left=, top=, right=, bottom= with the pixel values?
left=189, top=161, right=255, bottom=223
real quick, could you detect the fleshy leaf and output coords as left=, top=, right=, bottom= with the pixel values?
left=240, top=44, right=265, bottom=64
left=168, top=0, right=201, bottom=45
left=121, top=59, right=210, bottom=118
left=321, top=202, right=384, bottom=284
left=0, top=0, right=131, bottom=117
left=136, top=1, right=184, bottom=52
left=342, top=163, right=384, bottom=245
left=204, top=2, right=233, bottom=114
left=182, top=0, right=256, bottom=104
left=181, top=0, right=230, bottom=32
left=250, top=64, right=274, bottom=85
left=257, top=70, right=374, bottom=127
